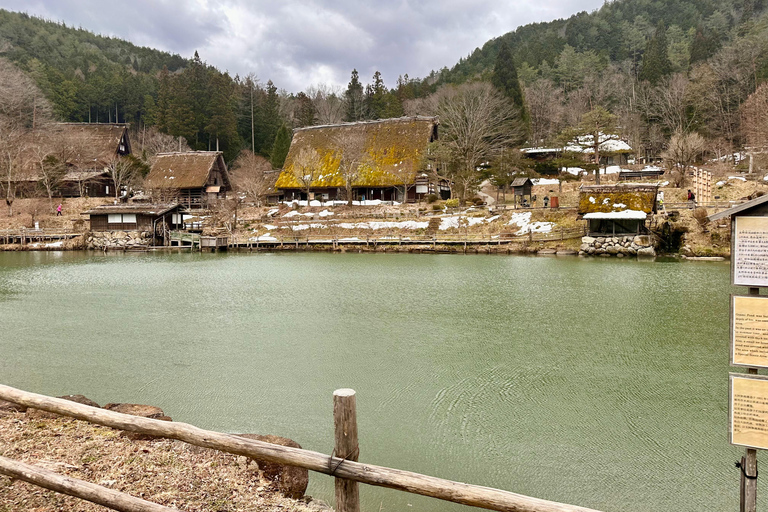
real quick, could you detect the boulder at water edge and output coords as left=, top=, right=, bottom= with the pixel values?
left=236, top=433, right=309, bottom=499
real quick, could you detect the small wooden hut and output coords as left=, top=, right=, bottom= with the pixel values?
left=84, top=203, right=185, bottom=244
left=144, top=152, right=230, bottom=209
left=511, top=178, right=533, bottom=208
left=578, top=184, right=658, bottom=235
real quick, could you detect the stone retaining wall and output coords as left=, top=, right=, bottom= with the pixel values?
left=579, top=234, right=656, bottom=258
left=87, top=231, right=153, bottom=250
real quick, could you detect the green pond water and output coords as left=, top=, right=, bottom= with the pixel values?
left=0, top=251, right=756, bottom=511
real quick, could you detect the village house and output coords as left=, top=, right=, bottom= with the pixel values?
left=578, top=184, right=658, bottom=236
left=84, top=203, right=186, bottom=249
left=16, top=123, right=132, bottom=198
left=275, top=116, right=448, bottom=202
left=144, top=151, right=230, bottom=209
left=522, top=133, right=634, bottom=174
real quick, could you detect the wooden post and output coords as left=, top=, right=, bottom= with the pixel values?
left=741, top=287, right=760, bottom=512
left=333, top=389, right=360, bottom=512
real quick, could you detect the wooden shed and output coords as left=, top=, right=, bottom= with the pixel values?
left=144, top=152, right=230, bottom=209
left=511, top=178, right=533, bottom=208
left=578, top=184, right=658, bottom=235
left=85, top=203, right=185, bottom=244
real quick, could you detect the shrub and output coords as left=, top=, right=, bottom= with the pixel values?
left=425, top=194, right=439, bottom=204
left=432, top=204, right=443, bottom=211
left=471, top=197, right=485, bottom=206
left=445, top=198, right=459, bottom=208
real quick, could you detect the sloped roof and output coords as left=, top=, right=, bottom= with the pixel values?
left=565, top=133, right=633, bottom=154
left=145, top=152, right=226, bottom=189
left=511, top=178, right=533, bottom=187
left=84, top=203, right=182, bottom=216
left=578, top=184, right=658, bottom=215
left=275, top=116, right=438, bottom=189
left=59, top=123, right=131, bottom=167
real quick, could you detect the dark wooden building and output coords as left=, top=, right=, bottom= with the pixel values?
left=144, top=152, right=230, bottom=209
left=511, top=178, right=533, bottom=208
left=85, top=203, right=185, bottom=243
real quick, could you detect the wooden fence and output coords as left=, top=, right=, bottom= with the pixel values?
left=0, top=228, right=81, bottom=245
left=232, top=227, right=588, bottom=251
left=0, top=384, right=602, bottom=512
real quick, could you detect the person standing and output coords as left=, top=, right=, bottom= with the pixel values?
left=56, top=203, right=62, bottom=216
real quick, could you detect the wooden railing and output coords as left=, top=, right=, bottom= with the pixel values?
left=0, top=228, right=81, bottom=245
left=235, top=228, right=587, bottom=250
left=0, top=384, right=602, bottom=512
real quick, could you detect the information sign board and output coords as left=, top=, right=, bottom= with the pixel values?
left=730, top=373, right=768, bottom=450
left=733, top=216, right=768, bottom=287
left=732, top=295, right=768, bottom=368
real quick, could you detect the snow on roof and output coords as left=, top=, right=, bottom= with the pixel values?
left=583, top=210, right=647, bottom=220
left=565, top=133, right=632, bottom=154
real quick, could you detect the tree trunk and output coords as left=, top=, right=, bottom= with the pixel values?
left=346, top=182, right=353, bottom=206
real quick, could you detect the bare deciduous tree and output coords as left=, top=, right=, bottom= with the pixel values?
left=525, top=78, right=565, bottom=145
left=331, top=130, right=368, bottom=205
left=288, top=147, right=322, bottom=202
left=427, top=82, right=523, bottom=204
left=230, top=149, right=273, bottom=206
left=662, top=130, right=706, bottom=184
left=307, top=84, right=346, bottom=125
left=107, top=157, right=139, bottom=199
left=0, top=58, right=52, bottom=215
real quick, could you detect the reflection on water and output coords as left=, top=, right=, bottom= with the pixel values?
left=0, top=251, right=749, bottom=511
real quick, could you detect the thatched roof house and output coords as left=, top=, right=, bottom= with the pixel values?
left=275, top=116, right=443, bottom=202
left=15, top=123, right=132, bottom=198
left=578, top=184, right=658, bottom=235
left=144, top=152, right=230, bottom=209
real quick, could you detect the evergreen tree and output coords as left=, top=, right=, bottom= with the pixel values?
left=366, top=70, right=388, bottom=119
left=344, top=69, right=365, bottom=121
left=293, top=92, right=316, bottom=127
left=271, top=124, right=292, bottom=168
left=205, top=71, right=240, bottom=159
left=639, top=21, right=672, bottom=84
left=491, top=42, right=526, bottom=115
left=258, top=80, right=281, bottom=155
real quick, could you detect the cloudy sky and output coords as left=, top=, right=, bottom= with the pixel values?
left=1, top=0, right=604, bottom=92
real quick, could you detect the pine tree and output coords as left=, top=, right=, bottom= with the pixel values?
left=491, top=42, right=528, bottom=128
left=271, top=124, right=292, bottom=168
left=293, top=92, right=316, bottom=127
left=257, top=80, right=281, bottom=156
left=639, top=22, right=672, bottom=84
left=366, top=71, right=387, bottom=119
left=344, top=69, right=365, bottom=121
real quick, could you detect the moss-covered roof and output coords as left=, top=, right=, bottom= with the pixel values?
left=578, top=184, right=658, bottom=214
left=275, top=116, right=438, bottom=189
left=145, top=152, right=227, bottom=190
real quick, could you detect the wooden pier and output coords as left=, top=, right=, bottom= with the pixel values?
left=0, top=229, right=81, bottom=246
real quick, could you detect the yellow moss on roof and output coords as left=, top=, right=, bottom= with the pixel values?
left=578, top=185, right=658, bottom=214
left=275, top=117, right=437, bottom=189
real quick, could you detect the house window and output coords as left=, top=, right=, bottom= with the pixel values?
left=107, top=214, right=137, bottom=224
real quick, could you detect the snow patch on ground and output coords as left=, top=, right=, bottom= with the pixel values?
left=319, top=210, right=334, bottom=217
left=267, top=208, right=279, bottom=217
left=729, top=176, right=747, bottom=181
left=249, top=234, right=277, bottom=242
left=583, top=210, right=647, bottom=219
left=532, top=178, right=560, bottom=185
left=507, top=212, right=554, bottom=234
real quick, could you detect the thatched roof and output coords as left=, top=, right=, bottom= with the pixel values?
left=578, top=184, right=658, bottom=215
left=145, top=152, right=228, bottom=190
left=59, top=123, right=131, bottom=167
left=84, top=203, right=182, bottom=216
left=511, top=178, right=532, bottom=187
left=275, top=116, right=438, bottom=189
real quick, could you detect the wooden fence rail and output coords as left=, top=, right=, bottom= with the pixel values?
left=0, top=384, right=601, bottom=512
left=0, top=455, right=178, bottom=512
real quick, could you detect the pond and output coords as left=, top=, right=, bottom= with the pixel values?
left=0, top=250, right=752, bottom=511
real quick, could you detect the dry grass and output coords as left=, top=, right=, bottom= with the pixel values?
left=0, top=413, right=327, bottom=512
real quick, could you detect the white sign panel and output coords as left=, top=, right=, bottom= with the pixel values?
left=733, top=216, right=768, bottom=287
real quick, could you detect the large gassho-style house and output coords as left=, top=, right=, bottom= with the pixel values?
left=275, top=116, right=449, bottom=202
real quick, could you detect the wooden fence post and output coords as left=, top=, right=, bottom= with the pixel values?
left=334, top=388, right=360, bottom=512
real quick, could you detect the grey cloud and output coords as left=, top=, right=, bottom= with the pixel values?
left=0, top=0, right=605, bottom=92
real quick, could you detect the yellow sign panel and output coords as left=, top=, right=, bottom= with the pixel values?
left=731, top=374, right=768, bottom=450
left=733, top=216, right=768, bottom=287
left=732, top=295, right=768, bottom=368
